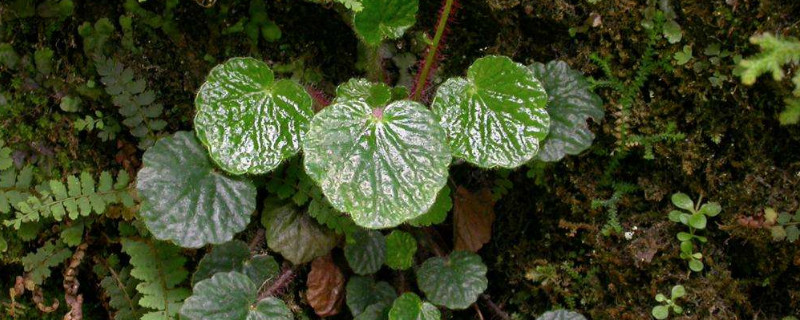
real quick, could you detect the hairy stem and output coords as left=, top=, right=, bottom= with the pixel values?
left=258, top=264, right=298, bottom=301
left=411, top=0, right=456, bottom=101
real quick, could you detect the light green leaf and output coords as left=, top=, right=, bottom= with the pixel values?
left=698, top=202, right=721, bottom=217
left=676, top=232, right=692, bottom=242
left=261, top=202, right=337, bottom=265
left=407, top=185, right=451, bottom=227
left=60, top=221, right=84, bottom=247
left=353, top=0, right=419, bottom=46
left=688, top=213, right=707, bottom=230
left=388, top=293, right=440, bottom=320
left=384, top=230, right=416, bottom=270
left=671, top=193, right=694, bottom=211
left=651, top=305, right=669, bottom=319
left=432, top=55, right=550, bottom=168
left=663, top=20, right=683, bottom=44
left=195, top=57, right=313, bottom=175
left=536, top=310, right=587, bottom=320
left=136, top=131, right=257, bottom=248
left=688, top=259, right=703, bottom=272
left=346, top=276, right=397, bottom=317
left=528, top=60, right=603, bottom=162
left=334, top=78, right=393, bottom=108
left=180, top=271, right=293, bottom=320
left=416, top=251, right=488, bottom=310
left=345, top=230, right=386, bottom=275
left=303, top=99, right=451, bottom=229
left=671, top=285, right=686, bottom=299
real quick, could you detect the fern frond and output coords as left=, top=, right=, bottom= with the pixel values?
left=95, top=57, right=167, bottom=149
left=120, top=238, right=190, bottom=320
left=4, top=171, right=133, bottom=229
left=99, top=261, right=144, bottom=320
left=0, top=165, right=34, bottom=215
left=20, top=240, right=72, bottom=289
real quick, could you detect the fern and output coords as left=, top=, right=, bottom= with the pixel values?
left=0, top=139, right=12, bottom=170
left=95, top=57, right=167, bottom=149
left=738, top=33, right=800, bottom=125
left=121, top=237, right=190, bottom=320
left=20, top=240, right=72, bottom=289
left=0, top=165, right=33, bottom=215
left=5, top=170, right=133, bottom=229
left=97, top=255, right=145, bottom=320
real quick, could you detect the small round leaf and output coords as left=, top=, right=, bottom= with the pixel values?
left=346, top=276, right=397, bottom=317
left=698, top=202, right=721, bottom=217
left=384, top=230, right=417, bottom=270
left=671, top=193, right=694, bottom=211
left=137, top=131, right=257, bottom=248
left=345, top=230, right=387, bottom=275
left=261, top=202, right=338, bottom=265
left=536, top=310, right=587, bottom=320
left=180, top=271, right=293, bottom=320
left=432, top=55, right=550, bottom=168
left=651, top=305, right=669, bottom=319
left=529, top=60, right=604, bottom=162
left=353, top=0, right=419, bottom=46
left=688, top=213, right=707, bottom=230
left=195, top=57, right=313, bottom=175
left=689, top=259, right=704, bottom=272
left=388, top=293, right=440, bottom=320
left=303, top=100, right=451, bottom=229
left=416, top=251, right=488, bottom=310
left=335, top=78, right=393, bottom=107
left=671, top=285, right=686, bottom=299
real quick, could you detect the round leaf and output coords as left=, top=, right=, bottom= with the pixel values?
left=416, top=251, right=488, bottom=310
left=137, top=131, right=257, bottom=248
left=432, top=55, right=550, bottom=168
left=689, top=259, right=704, bottom=272
left=384, top=230, right=417, bottom=270
left=688, top=213, right=707, bottom=230
left=671, top=285, right=686, bottom=299
left=335, top=78, right=393, bottom=107
left=536, top=310, right=587, bottom=320
left=355, top=303, right=390, bottom=320
left=698, top=202, right=721, bottom=217
left=242, top=254, right=281, bottom=286
left=195, top=57, right=313, bottom=175
left=651, top=305, right=669, bottom=319
left=303, top=99, right=451, bottom=229
left=671, top=193, right=694, bottom=211
left=345, top=230, right=387, bottom=275
left=529, top=60, right=604, bottom=162
left=261, top=202, right=338, bottom=265
left=192, top=240, right=250, bottom=285
left=180, top=271, right=293, bottom=320
left=388, top=293, right=440, bottom=320
left=353, top=0, right=419, bottom=46
left=346, top=276, right=397, bottom=317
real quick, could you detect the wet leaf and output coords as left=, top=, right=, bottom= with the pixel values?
left=261, top=202, right=338, bottom=265
left=536, top=310, right=587, bottom=320
left=180, top=271, right=293, bottom=320
left=346, top=276, right=397, bottom=317
left=345, top=230, right=386, bottom=275
left=195, top=57, right=313, bottom=175
left=354, top=0, right=418, bottom=46
left=307, top=255, right=345, bottom=317
left=453, top=187, right=495, bottom=252
left=528, top=60, right=604, bottom=162
left=432, top=55, right=550, bottom=168
left=416, top=251, right=487, bottom=309
left=408, top=185, right=451, bottom=227
left=303, top=99, right=451, bottom=229
left=388, top=293, right=440, bottom=320
left=136, top=131, right=257, bottom=248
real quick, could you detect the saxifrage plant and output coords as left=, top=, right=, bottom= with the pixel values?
left=128, top=0, right=605, bottom=318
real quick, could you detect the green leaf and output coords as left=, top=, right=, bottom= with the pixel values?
left=671, top=193, right=694, bottom=211
left=688, top=213, right=707, bottom=230
left=388, top=293, right=440, bottom=320
left=345, top=230, right=387, bottom=275
left=673, top=45, right=693, bottom=65
left=667, top=210, right=683, bottom=222
left=651, top=305, right=669, bottom=319
left=536, top=310, right=587, bottom=320
left=698, top=202, right=721, bottom=217
left=261, top=202, right=337, bottom=265
left=180, top=271, right=293, bottom=320
left=407, top=185, right=451, bottom=227
left=355, top=303, right=390, bottom=320
left=663, top=19, right=683, bottom=44
left=786, top=225, right=799, bottom=242
left=528, top=60, right=603, bottom=162
left=307, top=197, right=359, bottom=238
left=688, top=259, right=703, bottom=272
left=60, top=221, right=84, bottom=247
left=121, top=238, right=190, bottom=319
left=21, top=240, right=72, bottom=286
left=676, top=232, right=692, bottom=242
left=353, top=0, right=418, bottom=46
left=416, top=251, right=488, bottom=309
left=346, top=276, right=397, bottom=317
left=195, top=57, right=313, bottom=175
left=671, top=285, right=686, bottom=299
left=136, top=131, right=257, bottom=248
left=384, top=230, right=417, bottom=270
left=432, top=55, right=550, bottom=168
left=192, top=240, right=251, bottom=286
left=334, top=78, right=393, bottom=108
left=303, top=99, right=451, bottom=229
left=655, top=294, right=666, bottom=302
left=242, top=254, right=280, bottom=286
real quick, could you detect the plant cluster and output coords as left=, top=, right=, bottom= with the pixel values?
left=667, top=192, right=721, bottom=272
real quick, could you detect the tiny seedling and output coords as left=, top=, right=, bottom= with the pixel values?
left=764, top=207, right=800, bottom=242
left=651, top=284, right=685, bottom=319
left=667, top=192, right=721, bottom=272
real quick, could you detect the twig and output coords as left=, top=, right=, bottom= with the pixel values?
left=480, top=294, right=509, bottom=320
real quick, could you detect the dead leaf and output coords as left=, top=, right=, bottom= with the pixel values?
left=453, top=186, right=496, bottom=252
left=306, top=254, right=345, bottom=317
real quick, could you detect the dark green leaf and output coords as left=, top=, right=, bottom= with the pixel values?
left=180, top=271, right=293, bottom=320
left=416, top=251, right=487, bottom=309
left=345, top=230, right=386, bottom=275
left=261, top=202, right=337, bottom=265
left=353, top=0, right=418, bottom=46
left=384, top=230, right=416, bottom=270
left=388, top=293, right=440, bottom=320
left=346, top=276, right=397, bottom=317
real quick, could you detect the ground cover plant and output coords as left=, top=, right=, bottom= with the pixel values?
left=0, top=0, right=800, bottom=319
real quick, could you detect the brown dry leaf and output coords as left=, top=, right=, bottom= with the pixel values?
left=453, top=186, right=496, bottom=252
left=306, top=254, right=345, bottom=317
